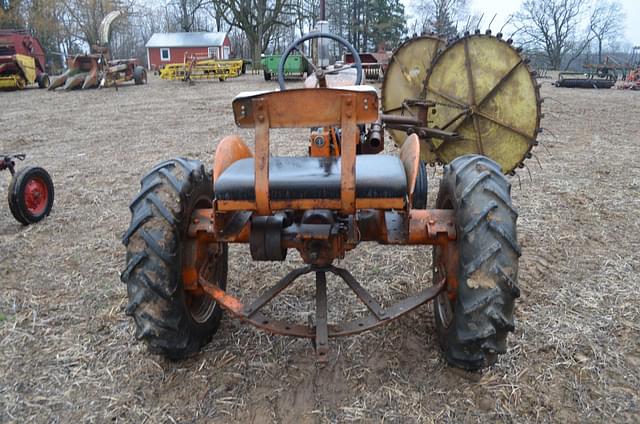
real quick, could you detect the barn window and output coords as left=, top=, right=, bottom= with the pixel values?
left=160, top=48, right=170, bottom=61
left=208, top=47, right=219, bottom=59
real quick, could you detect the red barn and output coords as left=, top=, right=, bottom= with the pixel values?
left=145, top=32, right=231, bottom=71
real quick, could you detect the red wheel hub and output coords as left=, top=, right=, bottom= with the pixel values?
left=23, top=177, right=48, bottom=216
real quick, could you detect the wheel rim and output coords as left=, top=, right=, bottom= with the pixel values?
left=23, top=176, right=49, bottom=216
left=188, top=247, right=224, bottom=323
left=184, top=197, right=221, bottom=324
left=434, top=249, right=454, bottom=329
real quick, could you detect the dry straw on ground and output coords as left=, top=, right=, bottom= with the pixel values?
left=0, top=76, right=638, bottom=423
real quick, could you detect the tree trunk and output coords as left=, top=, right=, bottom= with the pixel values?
left=251, top=36, right=262, bottom=69
left=597, top=37, right=603, bottom=64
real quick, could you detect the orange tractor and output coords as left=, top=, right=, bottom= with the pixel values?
left=122, top=31, right=540, bottom=370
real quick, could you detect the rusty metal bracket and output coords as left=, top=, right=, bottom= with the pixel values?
left=198, top=264, right=446, bottom=358
left=315, top=271, right=329, bottom=362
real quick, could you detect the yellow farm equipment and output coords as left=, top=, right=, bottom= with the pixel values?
left=0, top=30, right=49, bottom=90
left=160, top=52, right=243, bottom=82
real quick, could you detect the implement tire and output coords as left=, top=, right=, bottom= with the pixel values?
left=412, top=160, right=428, bottom=209
left=8, top=166, right=54, bottom=225
left=433, top=155, right=521, bottom=370
left=37, top=73, right=50, bottom=89
left=121, top=158, right=227, bottom=360
left=133, top=66, right=147, bottom=85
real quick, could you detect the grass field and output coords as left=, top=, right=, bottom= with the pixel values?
left=1, top=75, right=639, bottom=423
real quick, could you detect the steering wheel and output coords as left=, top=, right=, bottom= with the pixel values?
left=277, top=32, right=363, bottom=90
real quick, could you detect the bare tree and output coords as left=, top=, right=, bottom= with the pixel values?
left=0, top=0, right=26, bottom=28
left=589, top=0, right=624, bottom=63
left=169, top=0, right=208, bottom=31
left=514, top=0, right=593, bottom=70
left=411, top=0, right=469, bottom=38
left=217, top=0, right=294, bottom=65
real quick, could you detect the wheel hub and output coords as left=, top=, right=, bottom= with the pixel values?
left=24, top=177, right=48, bottom=215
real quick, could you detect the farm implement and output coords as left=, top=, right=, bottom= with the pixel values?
left=554, top=71, right=615, bottom=89
left=261, top=53, right=307, bottom=81
left=49, top=11, right=147, bottom=90
left=1, top=154, right=54, bottom=225
left=122, top=29, right=540, bottom=370
left=160, top=53, right=243, bottom=82
left=0, top=30, right=49, bottom=90
left=619, top=67, right=640, bottom=90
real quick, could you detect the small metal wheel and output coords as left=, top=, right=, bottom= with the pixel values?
left=8, top=166, right=55, bottom=225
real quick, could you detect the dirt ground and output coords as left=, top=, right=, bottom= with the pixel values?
left=0, top=74, right=639, bottom=423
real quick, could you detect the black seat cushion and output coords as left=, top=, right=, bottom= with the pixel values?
left=215, top=155, right=407, bottom=201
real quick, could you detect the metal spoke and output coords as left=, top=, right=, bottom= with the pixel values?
left=476, top=58, right=523, bottom=109
left=293, top=45, right=317, bottom=72
left=440, top=109, right=471, bottom=131
left=471, top=114, right=485, bottom=155
left=325, top=63, right=355, bottom=74
left=475, top=110, right=537, bottom=144
left=462, top=38, right=485, bottom=154
left=315, top=271, right=329, bottom=362
left=426, top=86, right=469, bottom=109
left=330, top=266, right=386, bottom=320
left=462, top=38, right=478, bottom=107
left=244, top=265, right=312, bottom=317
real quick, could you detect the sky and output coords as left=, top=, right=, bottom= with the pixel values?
left=468, top=0, right=640, bottom=45
left=470, top=0, right=640, bottom=46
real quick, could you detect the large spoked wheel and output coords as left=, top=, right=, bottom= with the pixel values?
left=121, top=158, right=228, bottom=360
left=277, top=32, right=363, bottom=90
left=433, top=155, right=521, bottom=370
left=8, top=166, right=55, bottom=225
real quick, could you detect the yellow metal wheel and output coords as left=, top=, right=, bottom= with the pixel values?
left=424, top=34, right=541, bottom=174
left=381, top=35, right=445, bottom=164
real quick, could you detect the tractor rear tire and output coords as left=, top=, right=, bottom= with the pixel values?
left=433, top=155, right=520, bottom=370
left=133, top=66, right=147, bottom=85
left=8, top=166, right=54, bottom=225
left=121, top=158, right=227, bottom=360
left=412, top=160, right=428, bottom=209
left=37, top=73, right=50, bottom=89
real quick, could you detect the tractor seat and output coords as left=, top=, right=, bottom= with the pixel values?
left=215, top=155, right=407, bottom=204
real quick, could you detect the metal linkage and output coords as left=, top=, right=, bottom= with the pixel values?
left=0, top=154, right=25, bottom=175
left=198, top=264, right=446, bottom=359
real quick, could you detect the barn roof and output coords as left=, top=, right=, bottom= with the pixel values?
left=145, top=32, right=227, bottom=48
